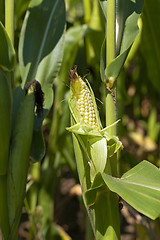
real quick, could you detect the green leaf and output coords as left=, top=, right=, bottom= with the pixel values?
left=19, top=0, right=65, bottom=86
left=18, top=0, right=65, bottom=161
left=30, top=130, right=45, bottom=162
left=85, top=173, right=120, bottom=240
left=102, top=160, right=160, bottom=220
left=89, top=136, right=107, bottom=180
left=99, top=0, right=107, bottom=20
left=8, top=92, right=35, bottom=238
left=85, top=172, right=105, bottom=207
left=72, top=130, right=91, bottom=192
left=0, top=21, right=16, bottom=71
left=100, top=0, right=144, bottom=81
left=0, top=70, right=12, bottom=175
left=90, top=190, right=120, bottom=240
left=15, top=0, right=30, bottom=23
left=140, top=0, right=160, bottom=93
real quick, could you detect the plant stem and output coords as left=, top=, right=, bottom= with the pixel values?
left=106, top=91, right=116, bottom=135
left=104, top=2, right=120, bottom=239
left=106, top=0, right=116, bottom=66
left=106, top=0, right=116, bottom=131
left=105, top=0, right=116, bottom=134
left=83, top=0, right=91, bottom=24
left=5, top=0, right=14, bottom=44
left=5, top=0, right=15, bottom=89
left=105, top=0, right=117, bottom=173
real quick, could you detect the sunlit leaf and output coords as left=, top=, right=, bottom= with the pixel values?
left=18, top=0, right=66, bottom=161
left=100, top=0, right=144, bottom=81
left=102, top=160, right=160, bottom=220
left=0, top=22, right=16, bottom=71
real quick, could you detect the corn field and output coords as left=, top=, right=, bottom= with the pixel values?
left=0, top=0, right=160, bottom=239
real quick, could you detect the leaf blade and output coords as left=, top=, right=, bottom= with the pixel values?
left=102, top=160, right=160, bottom=219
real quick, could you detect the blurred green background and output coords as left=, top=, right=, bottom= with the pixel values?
left=1, top=0, right=160, bottom=239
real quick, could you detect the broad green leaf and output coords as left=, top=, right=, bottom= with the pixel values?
left=90, top=190, right=120, bottom=240
left=0, top=22, right=16, bottom=71
left=140, top=0, right=160, bottom=93
left=19, top=0, right=65, bottom=86
left=18, top=0, right=65, bottom=161
left=102, top=160, right=160, bottom=220
left=8, top=91, right=35, bottom=238
left=0, top=70, right=12, bottom=175
left=0, top=176, right=10, bottom=239
left=100, top=0, right=144, bottom=82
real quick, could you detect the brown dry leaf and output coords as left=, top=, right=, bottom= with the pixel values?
left=129, top=132, right=157, bottom=152
left=69, top=184, right=82, bottom=197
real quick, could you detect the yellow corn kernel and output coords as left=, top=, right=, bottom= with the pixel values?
left=69, top=66, right=98, bottom=128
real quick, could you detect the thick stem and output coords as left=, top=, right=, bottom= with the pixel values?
left=104, top=2, right=120, bottom=239
left=105, top=0, right=116, bottom=136
left=83, top=0, right=91, bottom=24
left=106, top=0, right=116, bottom=66
left=5, top=0, right=15, bottom=90
left=106, top=0, right=116, bottom=129
left=105, top=0, right=118, bottom=177
left=105, top=90, right=116, bottom=135
left=5, top=0, right=14, bottom=44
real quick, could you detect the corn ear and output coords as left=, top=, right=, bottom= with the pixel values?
left=68, top=67, right=107, bottom=182
left=67, top=67, right=123, bottom=182
left=68, top=66, right=102, bottom=130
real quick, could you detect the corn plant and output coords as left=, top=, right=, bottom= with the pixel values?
left=66, top=1, right=160, bottom=240
left=1, top=0, right=160, bottom=239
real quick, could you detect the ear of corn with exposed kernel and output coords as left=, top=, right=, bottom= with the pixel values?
left=67, top=66, right=123, bottom=184
left=68, top=66, right=102, bottom=130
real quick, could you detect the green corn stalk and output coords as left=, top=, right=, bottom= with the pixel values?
left=67, top=66, right=122, bottom=239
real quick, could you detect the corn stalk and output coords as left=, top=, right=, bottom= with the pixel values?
left=67, top=66, right=122, bottom=239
